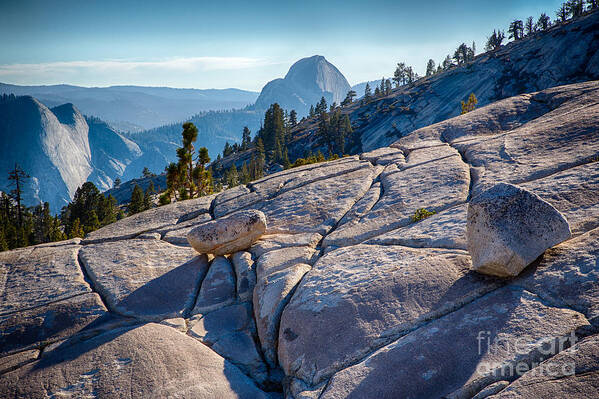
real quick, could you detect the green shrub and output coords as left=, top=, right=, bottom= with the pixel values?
left=411, top=208, right=436, bottom=222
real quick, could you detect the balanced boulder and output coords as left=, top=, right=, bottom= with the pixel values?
left=187, top=210, right=267, bottom=255
left=467, top=182, right=571, bottom=277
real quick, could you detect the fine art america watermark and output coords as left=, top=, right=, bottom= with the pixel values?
left=474, top=330, right=577, bottom=378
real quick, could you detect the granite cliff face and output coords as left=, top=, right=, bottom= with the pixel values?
left=0, top=96, right=141, bottom=211
left=1, top=78, right=599, bottom=398
left=254, top=55, right=352, bottom=116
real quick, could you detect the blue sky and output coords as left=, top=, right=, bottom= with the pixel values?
left=1, top=0, right=565, bottom=91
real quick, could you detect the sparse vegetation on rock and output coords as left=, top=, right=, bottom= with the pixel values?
left=411, top=207, right=437, bottom=222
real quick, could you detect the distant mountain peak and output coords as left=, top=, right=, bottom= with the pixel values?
left=254, top=55, right=351, bottom=116
left=51, top=103, right=82, bottom=126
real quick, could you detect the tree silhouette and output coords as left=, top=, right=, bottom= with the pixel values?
left=508, top=19, right=524, bottom=40
left=536, top=13, right=551, bottom=31
left=7, top=163, right=29, bottom=228
left=485, top=30, right=505, bottom=51
left=426, top=59, right=436, bottom=76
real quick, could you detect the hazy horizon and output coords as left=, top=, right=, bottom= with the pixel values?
left=1, top=0, right=564, bottom=91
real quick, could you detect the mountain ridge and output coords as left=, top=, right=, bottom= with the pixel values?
left=0, top=95, right=141, bottom=211
left=0, top=83, right=259, bottom=131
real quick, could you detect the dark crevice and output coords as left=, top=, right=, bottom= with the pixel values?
left=185, top=257, right=215, bottom=317
left=208, top=196, right=218, bottom=219
left=317, top=378, right=333, bottom=399
left=76, top=248, right=118, bottom=315
left=359, top=240, right=467, bottom=252
left=439, top=132, right=476, bottom=203
left=81, top=226, right=171, bottom=245
left=0, top=353, right=38, bottom=376
left=513, top=153, right=599, bottom=186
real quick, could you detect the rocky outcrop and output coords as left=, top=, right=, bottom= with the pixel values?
left=1, top=79, right=599, bottom=398
left=79, top=239, right=209, bottom=319
left=467, top=183, right=571, bottom=277
left=187, top=210, right=267, bottom=255
left=278, top=245, right=497, bottom=385
left=0, top=323, right=271, bottom=399
left=320, top=287, right=588, bottom=399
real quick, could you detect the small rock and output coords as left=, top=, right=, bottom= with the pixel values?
left=467, top=182, right=571, bottom=277
left=187, top=210, right=267, bottom=255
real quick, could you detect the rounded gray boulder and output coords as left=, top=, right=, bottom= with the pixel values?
left=187, top=209, right=267, bottom=255
left=467, top=182, right=571, bottom=277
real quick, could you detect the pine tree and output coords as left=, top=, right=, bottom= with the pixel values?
left=259, top=103, right=286, bottom=162
left=374, top=86, right=381, bottom=97
left=525, top=16, right=535, bottom=35
left=384, top=79, right=392, bottom=95
left=41, top=202, right=52, bottom=242
left=49, top=216, right=66, bottom=242
left=62, top=182, right=101, bottom=235
left=393, top=63, right=406, bottom=86
left=509, top=19, right=524, bottom=40
left=289, top=110, right=298, bottom=127
left=8, top=163, right=28, bottom=228
left=453, top=43, right=474, bottom=65
left=223, top=142, right=233, bottom=157
left=588, top=0, right=599, bottom=10
left=193, top=147, right=211, bottom=197
left=334, top=113, right=352, bottom=155
left=129, top=184, right=145, bottom=215
left=485, top=30, right=505, bottom=51
left=442, top=55, right=453, bottom=70
left=70, top=218, right=84, bottom=238
left=425, top=59, right=436, bottom=76
left=86, top=210, right=100, bottom=233
left=0, top=229, right=8, bottom=251
left=254, top=138, right=265, bottom=179
left=178, top=122, right=198, bottom=197
left=364, top=83, right=372, bottom=100
left=241, top=126, right=252, bottom=150
left=143, top=182, right=155, bottom=210
left=240, top=162, right=251, bottom=184
left=98, top=194, right=117, bottom=225
left=556, top=4, right=569, bottom=22
left=142, top=167, right=154, bottom=178
left=226, top=164, right=239, bottom=188
left=567, top=0, right=584, bottom=17
left=317, top=111, right=333, bottom=155
left=342, top=90, right=357, bottom=106
left=164, top=162, right=180, bottom=202
left=461, top=93, right=478, bottom=114
left=536, top=13, right=551, bottom=31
